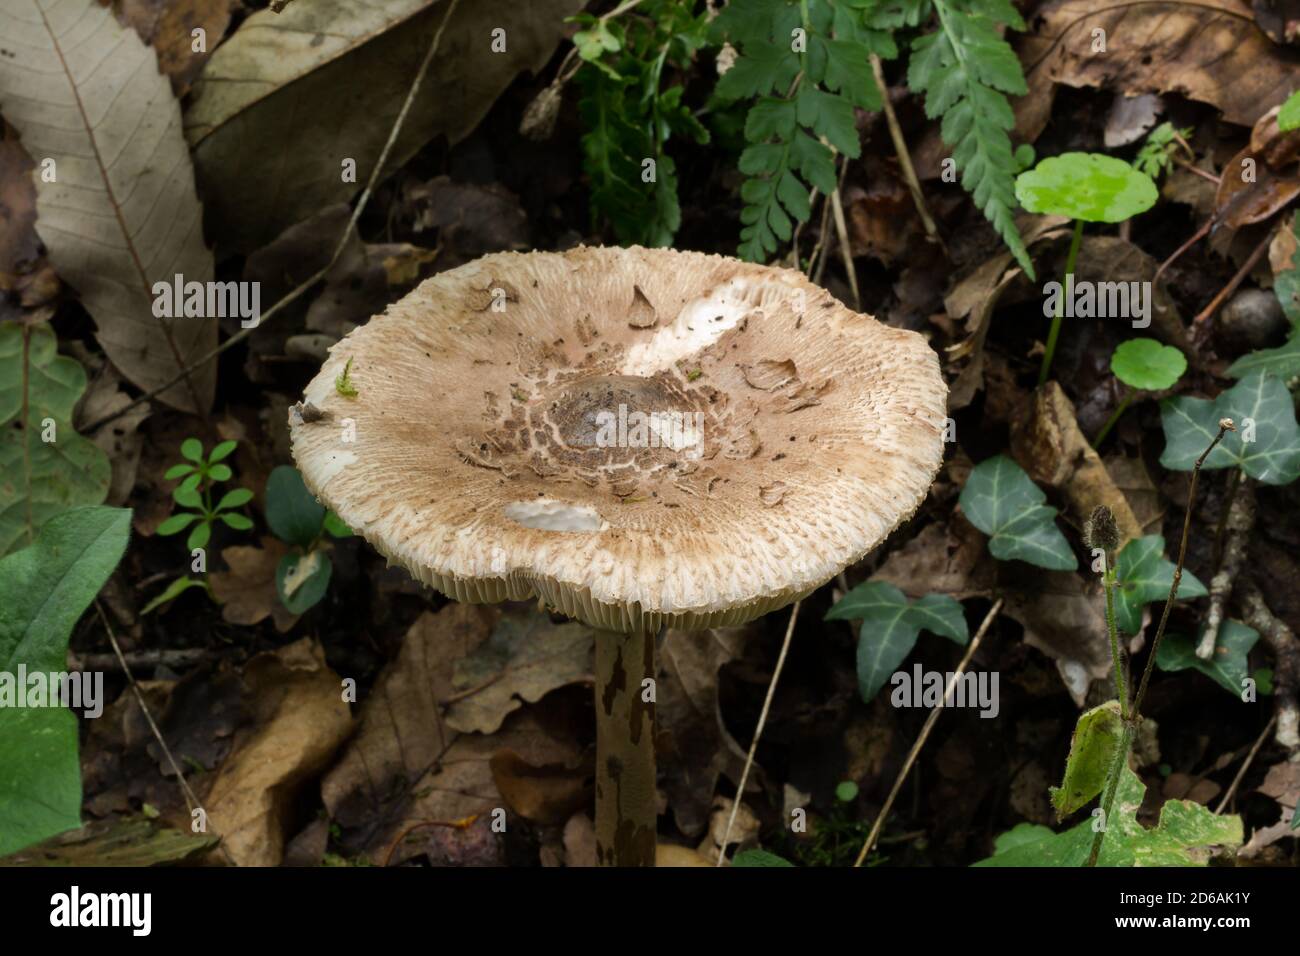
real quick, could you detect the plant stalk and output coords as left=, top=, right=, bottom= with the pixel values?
left=1039, top=218, right=1084, bottom=386
left=594, top=625, right=657, bottom=866
left=1092, top=391, right=1132, bottom=448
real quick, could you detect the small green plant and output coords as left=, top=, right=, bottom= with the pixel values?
left=825, top=580, right=967, bottom=702
left=570, top=0, right=712, bottom=247
left=1132, top=122, right=1193, bottom=180
left=1015, top=152, right=1159, bottom=385
left=957, top=455, right=1076, bottom=570
left=1093, top=337, right=1187, bottom=446
left=158, top=439, right=254, bottom=551
left=1278, top=89, right=1300, bottom=132
left=1111, top=535, right=1206, bottom=635
left=265, top=465, right=352, bottom=614
left=334, top=357, right=359, bottom=398
left=1156, top=621, right=1260, bottom=695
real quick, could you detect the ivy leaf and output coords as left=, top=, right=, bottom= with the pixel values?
left=0, top=325, right=111, bottom=556
left=265, top=465, right=325, bottom=547
left=1015, top=152, right=1158, bottom=224
left=1159, top=371, right=1300, bottom=485
left=826, top=581, right=967, bottom=702
left=1113, top=535, right=1207, bottom=635
left=1111, top=338, right=1187, bottom=392
left=0, top=506, right=131, bottom=856
left=276, top=550, right=332, bottom=615
left=958, top=455, right=1076, bottom=570
left=1049, top=700, right=1125, bottom=819
left=974, top=765, right=1242, bottom=866
left=1157, top=621, right=1260, bottom=695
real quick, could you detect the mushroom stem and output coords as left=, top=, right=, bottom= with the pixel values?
left=593, top=625, right=657, bottom=866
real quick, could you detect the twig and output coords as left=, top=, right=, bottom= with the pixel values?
left=1191, top=229, right=1273, bottom=338
left=1200, top=476, right=1254, bottom=659
left=869, top=53, right=944, bottom=250
left=829, top=186, right=861, bottom=309
left=69, top=647, right=213, bottom=672
left=381, top=815, right=480, bottom=868
left=95, top=603, right=235, bottom=865
left=852, top=598, right=1004, bottom=867
left=1132, top=421, right=1234, bottom=716
left=715, top=599, right=801, bottom=865
left=1214, top=715, right=1277, bottom=814
left=1237, top=580, right=1300, bottom=750
left=84, top=0, right=465, bottom=434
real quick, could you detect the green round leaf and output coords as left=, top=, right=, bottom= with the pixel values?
left=180, top=438, right=204, bottom=463
left=156, top=512, right=199, bottom=536
left=187, top=521, right=212, bottom=552
left=266, top=465, right=326, bottom=546
left=276, top=550, right=332, bottom=615
left=1110, top=338, right=1187, bottom=391
left=220, top=513, right=254, bottom=531
left=1015, top=152, right=1158, bottom=223
left=835, top=781, right=859, bottom=803
left=207, top=463, right=233, bottom=483
left=208, top=439, right=238, bottom=463
left=215, top=488, right=254, bottom=511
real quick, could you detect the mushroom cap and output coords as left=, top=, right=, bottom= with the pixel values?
left=290, top=246, right=946, bottom=632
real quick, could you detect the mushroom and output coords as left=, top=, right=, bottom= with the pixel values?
left=289, top=246, right=946, bottom=866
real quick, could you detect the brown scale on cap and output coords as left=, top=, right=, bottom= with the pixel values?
left=289, top=246, right=947, bottom=633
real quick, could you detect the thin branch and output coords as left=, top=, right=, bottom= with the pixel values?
left=1214, top=715, right=1276, bottom=814
left=853, top=598, right=1004, bottom=867
left=715, top=599, right=801, bottom=865
left=869, top=53, right=944, bottom=250
left=84, top=0, right=465, bottom=434
left=95, top=603, right=234, bottom=865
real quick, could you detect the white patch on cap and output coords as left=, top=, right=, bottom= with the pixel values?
left=622, top=277, right=760, bottom=377
left=315, top=449, right=357, bottom=484
left=504, top=499, right=607, bottom=532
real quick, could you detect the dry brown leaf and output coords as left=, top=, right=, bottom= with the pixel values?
left=0, top=117, right=40, bottom=301
left=0, top=1, right=216, bottom=413
left=1016, top=0, right=1297, bottom=144
left=489, top=748, right=590, bottom=825
left=658, top=625, right=755, bottom=837
left=204, top=640, right=352, bottom=866
left=1011, top=381, right=1143, bottom=546
left=443, top=608, right=593, bottom=735
left=209, top=537, right=300, bottom=633
left=109, top=0, right=238, bottom=94
left=320, top=604, right=496, bottom=851
left=184, top=0, right=585, bottom=252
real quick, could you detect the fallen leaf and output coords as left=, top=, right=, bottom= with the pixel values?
left=0, top=817, right=218, bottom=867
left=489, top=748, right=590, bottom=825
left=204, top=639, right=352, bottom=866
left=443, top=607, right=593, bottom=735
left=1016, top=0, right=1296, bottom=144
left=658, top=625, right=754, bottom=837
left=1011, top=381, right=1143, bottom=546
left=108, top=0, right=238, bottom=94
left=184, top=0, right=585, bottom=252
left=0, top=1, right=216, bottom=413
left=209, top=537, right=300, bottom=632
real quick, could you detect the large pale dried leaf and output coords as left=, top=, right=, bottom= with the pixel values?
left=204, top=639, right=352, bottom=866
left=0, top=0, right=215, bottom=412
left=443, top=608, right=593, bottom=735
left=184, top=0, right=585, bottom=252
left=1016, top=0, right=1296, bottom=143
left=321, top=603, right=496, bottom=848
left=1011, top=381, right=1143, bottom=546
